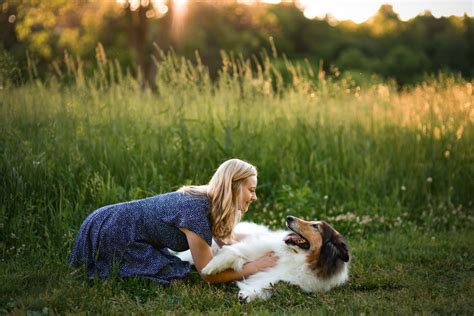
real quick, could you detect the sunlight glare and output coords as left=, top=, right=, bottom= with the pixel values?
left=130, top=0, right=140, bottom=11
left=151, top=0, right=168, bottom=18
left=172, top=0, right=189, bottom=41
left=261, top=0, right=282, bottom=4
left=174, top=0, right=188, bottom=9
left=237, top=0, right=258, bottom=4
left=298, top=0, right=473, bottom=23
left=116, top=0, right=473, bottom=23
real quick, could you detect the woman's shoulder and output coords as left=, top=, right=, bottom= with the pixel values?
left=146, top=191, right=209, bottom=212
left=177, top=191, right=210, bottom=212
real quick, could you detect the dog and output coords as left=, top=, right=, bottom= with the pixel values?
left=177, top=215, right=350, bottom=302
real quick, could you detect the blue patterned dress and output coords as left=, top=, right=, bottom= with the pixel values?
left=69, top=192, right=211, bottom=284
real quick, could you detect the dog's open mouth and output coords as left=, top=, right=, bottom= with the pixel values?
left=283, top=232, right=310, bottom=250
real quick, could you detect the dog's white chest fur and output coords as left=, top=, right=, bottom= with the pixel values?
left=176, top=222, right=349, bottom=302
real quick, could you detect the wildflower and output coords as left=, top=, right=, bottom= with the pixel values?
left=400, top=185, right=406, bottom=191
left=323, top=195, right=328, bottom=200
left=426, top=177, right=433, bottom=183
left=334, top=212, right=357, bottom=222
left=360, top=216, right=372, bottom=225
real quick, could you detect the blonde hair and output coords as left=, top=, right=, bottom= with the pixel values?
left=178, top=159, right=257, bottom=241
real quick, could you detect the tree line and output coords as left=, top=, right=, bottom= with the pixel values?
left=1, top=0, right=473, bottom=85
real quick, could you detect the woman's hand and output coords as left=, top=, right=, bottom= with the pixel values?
left=182, top=228, right=279, bottom=283
left=245, top=251, right=279, bottom=273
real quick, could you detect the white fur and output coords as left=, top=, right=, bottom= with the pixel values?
left=176, top=222, right=349, bottom=302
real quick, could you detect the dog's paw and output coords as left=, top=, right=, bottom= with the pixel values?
left=238, top=289, right=272, bottom=303
left=231, top=256, right=247, bottom=272
left=201, top=261, right=220, bottom=275
left=202, top=247, right=245, bottom=275
left=238, top=291, right=251, bottom=303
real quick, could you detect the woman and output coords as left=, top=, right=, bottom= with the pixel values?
left=69, top=159, right=278, bottom=284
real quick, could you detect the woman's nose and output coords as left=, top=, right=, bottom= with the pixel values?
left=252, top=193, right=257, bottom=201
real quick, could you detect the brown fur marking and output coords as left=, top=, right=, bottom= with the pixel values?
left=288, top=217, right=349, bottom=278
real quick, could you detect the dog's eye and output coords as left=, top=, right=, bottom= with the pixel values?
left=312, top=224, right=319, bottom=231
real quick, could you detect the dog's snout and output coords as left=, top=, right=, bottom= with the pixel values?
left=287, top=216, right=295, bottom=223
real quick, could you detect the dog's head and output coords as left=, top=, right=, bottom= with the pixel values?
left=284, top=215, right=349, bottom=279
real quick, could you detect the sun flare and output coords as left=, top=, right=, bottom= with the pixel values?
left=296, top=0, right=472, bottom=23
left=171, top=0, right=189, bottom=41
left=117, top=0, right=472, bottom=24
left=245, top=0, right=473, bottom=23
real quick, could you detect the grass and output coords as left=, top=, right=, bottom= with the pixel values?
left=2, top=229, right=473, bottom=314
left=0, top=49, right=473, bottom=314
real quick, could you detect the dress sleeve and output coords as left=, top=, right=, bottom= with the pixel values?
left=161, top=195, right=212, bottom=246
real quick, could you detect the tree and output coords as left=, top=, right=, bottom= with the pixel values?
left=367, top=4, right=403, bottom=37
left=463, top=14, right=474, bottom=76
left=0, top=1, right=472, bottom=84
left=383, top=45, right=430, bottom=84
left=336, top=48, right=372, bottom=72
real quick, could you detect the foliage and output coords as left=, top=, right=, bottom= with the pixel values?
left=0, top=45, right=473, bottom=313
left=0, top=47, right=22, bottom=86
left=1, top=48, right=473, bottom=244
left=1, top=229, right=473, bottom=314
left=1, top=1, right=473, bottom=84
left=382, top=45, right=430, bottom=84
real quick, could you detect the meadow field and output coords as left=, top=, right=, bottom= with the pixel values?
left=1, top=52, right=473, bottom=314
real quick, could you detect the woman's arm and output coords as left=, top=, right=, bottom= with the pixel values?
left=179, top=228, right=278, bottom=284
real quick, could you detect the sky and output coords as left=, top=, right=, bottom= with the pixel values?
left=261, top=0, right=474, bottom=23
left=128, top=0, right=473, bottom=24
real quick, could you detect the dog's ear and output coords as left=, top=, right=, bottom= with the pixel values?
left=336, top=240, right=349, bottom=262
left=331, top=232, right=349, bottom=262
left=320, top=222, right=350, bottom=262
left=331, top=225, right=349, bottom=262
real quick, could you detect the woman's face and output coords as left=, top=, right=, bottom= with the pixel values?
left=240, top=175, right=257, bottom=213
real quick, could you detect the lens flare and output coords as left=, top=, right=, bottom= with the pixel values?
left=171, top=0, right=189, bottom=41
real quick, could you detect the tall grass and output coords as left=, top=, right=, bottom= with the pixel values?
left=0, top=48, right=473, bottom=260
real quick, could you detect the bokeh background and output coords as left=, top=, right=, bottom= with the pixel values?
left=1, top=1, right=473, bottom=314
left=1, top=0, right=473, bottom=85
